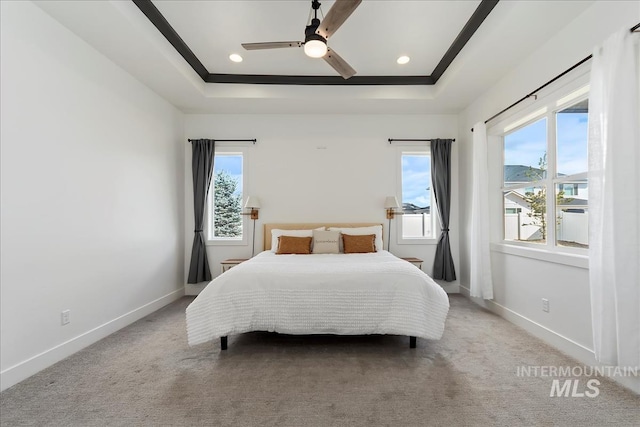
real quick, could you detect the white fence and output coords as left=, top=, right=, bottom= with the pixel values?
left=504, top=213, right=539, bottom=241
left=402, top=214, right=432, bottom=238
left=504, top=211, right=588, bottom=245
left=557, top=211, right=589, bottom=245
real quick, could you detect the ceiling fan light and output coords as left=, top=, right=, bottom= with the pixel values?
left=304, top=39, right=327, bottom=58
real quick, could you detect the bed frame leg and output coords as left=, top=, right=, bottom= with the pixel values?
left=409, top=336, right=416, bottom=348
left=220, top=336, right=228, bottom=351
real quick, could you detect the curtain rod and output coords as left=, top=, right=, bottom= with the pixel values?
left=471, top=23, right=640, bottom=132
left=188, top=139, right=256, bottom=145
left=388, top=138, right=455, bottom=144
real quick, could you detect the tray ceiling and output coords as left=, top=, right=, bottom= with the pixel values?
left=33, top=0, right=598, bottom=113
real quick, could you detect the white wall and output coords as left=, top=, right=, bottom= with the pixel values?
left=457, top=1, right=640, bottom=393
left=184, top=114, right=460, bottom=294
left=0, top=1, right=185, bottom=391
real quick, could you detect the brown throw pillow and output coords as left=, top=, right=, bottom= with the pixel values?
left=276, top=236, right=312, bottom=254
left=342, top=234, right=376, bottom=254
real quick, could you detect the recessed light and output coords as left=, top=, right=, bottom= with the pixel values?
left=397, top=56, right=410, bottom=65
left=229, top=54, right=243, bottom=63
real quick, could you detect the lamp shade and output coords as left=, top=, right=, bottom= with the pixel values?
left=384, top=196, right=400, bottom=209
left=244, top=196, right=261, bottom=209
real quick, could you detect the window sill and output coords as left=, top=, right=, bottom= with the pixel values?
left=490, top=242, right=588, bottom=269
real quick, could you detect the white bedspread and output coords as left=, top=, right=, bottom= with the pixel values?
left=186, top=251, right=449, bottom=346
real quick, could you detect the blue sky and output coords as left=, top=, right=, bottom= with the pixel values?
left=504, top=112, right=588, bottom=177
left=402, top=154, right=431, bottom=207
left=557, top=112, right=588, bottom=175
left=214, top=154, right=243, bottom=195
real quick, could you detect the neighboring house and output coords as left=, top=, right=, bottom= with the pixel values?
left=504, top=165, right=588, bottom=206
left=504, top=165, right=588, bottom=245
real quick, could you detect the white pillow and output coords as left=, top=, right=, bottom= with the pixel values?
left=271, top=228, right=325, bottom=252
left=328, top=225, right=383, bottom=252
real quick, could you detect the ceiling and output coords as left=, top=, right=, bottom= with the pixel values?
left=143, top=0, right=488, bottom=82
left=34, top=0, right=596, bottom=114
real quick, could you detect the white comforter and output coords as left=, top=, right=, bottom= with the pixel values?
left=186, top=251, right=449, bottom=346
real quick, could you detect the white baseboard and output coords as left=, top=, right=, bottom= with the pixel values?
left=459, top=285, right=639, bottom=395
left=459, top=285, right=595, bottom=360
left=0, top=288, right=184, bottom=392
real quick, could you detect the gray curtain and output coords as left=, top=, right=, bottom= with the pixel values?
left=431, top=139, right=456, bottom=281
left=187, top=139, right=215, bottom=284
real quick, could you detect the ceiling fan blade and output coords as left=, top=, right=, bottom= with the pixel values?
left=242, top=41, right=302, bottom=50
left=323, top=48, right=356, bottom=79
left=316, top=0, right=362, bottom=39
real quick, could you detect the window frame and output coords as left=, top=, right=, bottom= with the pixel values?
left=394, top=144, right=438, bottom=245
left=491, top=73, right=590, bottom=258
left=205, top=146, right=249, bottom=246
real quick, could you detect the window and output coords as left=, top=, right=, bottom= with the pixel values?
left=555, top=99, right=589, bottom=248
left=503, top=119, right=548, bottom=244
left=558, top=183, right=579, bottom=196
left=503, top=185, right=547, bottom=243
left=504, top=118, right=548, bottom=182
left=398, top=149, right=434, bottom=240
left=206, top=150, right=246, bottom=243
left=501, top=92, right=589, bottom=250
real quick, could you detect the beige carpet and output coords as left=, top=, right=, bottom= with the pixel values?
left=1, top=295, right=638, bottom=426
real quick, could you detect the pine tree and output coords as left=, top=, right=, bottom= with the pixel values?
left=213, top=170, right=242, bottom=237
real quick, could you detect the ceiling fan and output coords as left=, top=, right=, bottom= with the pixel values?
left=241, top=0, right=362, bottom=79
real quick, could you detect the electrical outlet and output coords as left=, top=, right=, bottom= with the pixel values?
left=61, top=310, right=70, bottom=325
left=542, top=298, right=549, bottom=313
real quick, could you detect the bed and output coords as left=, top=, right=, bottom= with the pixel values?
left=186, top=223, right=450, bottom=349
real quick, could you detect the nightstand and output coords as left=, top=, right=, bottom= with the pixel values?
left=221, top=258, right=249, bottom=273
left=401, top=257, right=423, bottom=269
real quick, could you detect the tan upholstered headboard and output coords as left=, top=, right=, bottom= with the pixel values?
left=264, top=223, right=383, bottom=251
